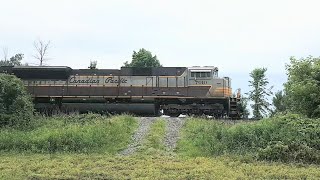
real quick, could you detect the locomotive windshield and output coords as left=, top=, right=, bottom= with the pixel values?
left=189, top=67, right=218, bottom=78
left=190, top=72, right=211, bottom=78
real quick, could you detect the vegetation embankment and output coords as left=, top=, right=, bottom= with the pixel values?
left=0, top=115, right=320, bottom=179
left=0, top=114, right=137, bottom=154
left=0, top=74, right=34, bottom=129
left=178, top=114, right=320, bottom=164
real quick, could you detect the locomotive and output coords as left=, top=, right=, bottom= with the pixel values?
left=0, top=65, right=241, bottom=118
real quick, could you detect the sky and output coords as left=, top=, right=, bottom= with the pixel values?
left=1, top=0, right=320, bottom=94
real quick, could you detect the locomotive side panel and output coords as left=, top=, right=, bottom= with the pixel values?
left=1, top=66, right=241, bottom=118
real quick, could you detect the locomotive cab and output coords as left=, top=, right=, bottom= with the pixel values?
left=188, top=66, right=232, bottom=98
left=188, top=66, right=218, bottom=86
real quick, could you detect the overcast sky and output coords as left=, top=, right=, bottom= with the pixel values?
left=1, top=0, right=320, bottom=93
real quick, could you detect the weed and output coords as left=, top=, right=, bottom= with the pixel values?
left=0, top=114, right=137, bottom=154
left=178, top=114, right=320, bottom=164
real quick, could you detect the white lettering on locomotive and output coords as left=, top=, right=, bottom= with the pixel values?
left=69, top=77, right=100, bottom=84
left=105, top=77, right=127, bottom=84
left=69, top=76, right=128, bottom=84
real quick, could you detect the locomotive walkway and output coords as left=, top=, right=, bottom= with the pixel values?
left=119, top=117, right=185, bottom=156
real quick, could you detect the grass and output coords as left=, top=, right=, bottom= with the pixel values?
left=1, top=153, right=320, bottom=179
left=0, top=114, right=138, bottom=154
left=177, top=114, right=320, bottom=164
left=1, top=114, right=320, bottom=179
left=138, top=118, right=166, bottom=155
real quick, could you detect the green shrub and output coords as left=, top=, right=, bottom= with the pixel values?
left=258, top=141, right=320, bottom=164
left=0, top=114, right=137, bottom=154
left=179, top=114, right=320, bottom=164
left=0, top=74, right=34, bottom=128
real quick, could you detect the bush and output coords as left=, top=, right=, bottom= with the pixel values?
left=179, top=114, right=320, bottom=164
left=0, top=74, right=34, bottom=128
left=0, top=114, right=137, bottom=153
left=258, top=141, right=320, bottom=164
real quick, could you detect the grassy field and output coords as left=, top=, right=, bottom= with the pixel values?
left=1, top=114, right=320, bottom=179
left=1, top=153, right=320, bottom=179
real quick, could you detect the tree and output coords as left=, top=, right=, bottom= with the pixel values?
left=33, top=39, right=50, bottom=66
left=246, top=68, right=273, bottom=119
left=0, top=74, right=34, bottom=128
left=284, top=56, right=320, bottom=118
left=0, top=53, right=24, bottom=66
left=238, top=96, right=250, bottom=119
left=124, top=48, right=162, bottom=67
left=271, top=90, right=287, bottom=116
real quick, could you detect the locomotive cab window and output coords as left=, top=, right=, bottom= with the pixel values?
left=190, top=71, right=211, bottom=78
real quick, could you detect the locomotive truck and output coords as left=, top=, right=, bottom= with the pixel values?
left=0, top=65, right=241, bottom=118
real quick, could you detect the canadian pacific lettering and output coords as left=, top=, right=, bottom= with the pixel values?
left=69, top=77, right=127, bottom=84
left=105, top=77, right=127, bottom=83
left=69, top=77, right=100, bottom=84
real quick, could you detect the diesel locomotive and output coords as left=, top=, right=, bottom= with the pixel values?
left=0, top=66, right=241, bottom=118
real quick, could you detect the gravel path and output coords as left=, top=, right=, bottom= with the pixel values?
left=119, top=117, right=157, bottom=156
left=119, top=117, right=186, bottom=155
left=163, top=117, right=186, bottom=151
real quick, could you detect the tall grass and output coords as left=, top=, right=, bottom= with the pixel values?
left=0, top=114, right=137, bottom=154
left=178, top=114, right=320, bottom=164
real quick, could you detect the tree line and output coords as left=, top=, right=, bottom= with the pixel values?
left=244, top=56, right=320, bottom=119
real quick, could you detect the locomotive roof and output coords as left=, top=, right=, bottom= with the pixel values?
left=13, top=66, right=71, bottom=69
left=70, top=67, right=188, bottom=76
left=1, top=65, right=218, bottom=79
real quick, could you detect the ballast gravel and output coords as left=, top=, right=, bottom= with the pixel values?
left=119, top=117, right=157, bottom=156
left=163, top=117, right=186, bottom=151
left=119, top=116, right=186, bottom=156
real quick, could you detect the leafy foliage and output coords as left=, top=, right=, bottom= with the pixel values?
left=124, top=48, right=162, bottom=67
left=238, top=96, right=250, bottom=119
left=0, top=53, right=23, bottom=66
left=271, top=90, right=287, bottom=116
left=0, top=114, right=137, bottom=153
left=0, top=74, right=34, bottom=128
left=284, top=56, right=320, bottom=118
left=246, top=68, right=273, bottom=119
left=179, top=114, right=320, bottom=164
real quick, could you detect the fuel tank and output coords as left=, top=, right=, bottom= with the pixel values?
left=35, top=103, right=158, bottom=115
